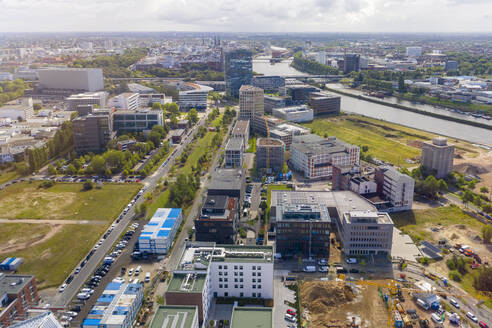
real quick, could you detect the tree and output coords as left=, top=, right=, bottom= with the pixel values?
left=438, top=179, right=448, bottom=192
left=166, top=103, right=180, bottom=117
left=187, top=108, right=199, bottom=124
left=152, top=102, right=162, bottom=110
left=48, top=164, right=57, bottom=175
left=473, top=267, right=492, bottom=292
left=83, top=181, right=93, bottom=191
left=462, top=189, right=474, bottom=206
left=259, top=200, right=267, bottom=213
left=66, top=164, right=76, bottom=175
left=361, top=145, right=369, bottom=152
left=482, top=225, right=492, bottom=244
left=147, top=131, right=161, bottom=148
left=398, top=74, right=406, bottom=93
left=282, top=163, right=289, bottom=174
left=90, top=156, right=106, bottom=175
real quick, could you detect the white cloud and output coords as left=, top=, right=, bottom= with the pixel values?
left=0, top=0, right=490, bottom=32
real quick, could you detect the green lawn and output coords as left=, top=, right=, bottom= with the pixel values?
left=391, top=206, right=485, bottom=243
left=0, top=182, right=141, bottom=220
left=0, top=223, right=52, bottom=248
left=303, top=115, right=429, bottom=167
left=246, top=137, right=257, bottom=153
left=0, top=168, right=21, bottom=185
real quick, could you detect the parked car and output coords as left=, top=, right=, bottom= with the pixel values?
left=77, top=292, right=90, bottom=300
left=346, top=258, right=357, bottom=264
left=287, top=309, right=296, bottom=316
left=449, top=299, right=460, bottom=308
left=318, top=266, right=328, bottom=273
left=466, top=312, right=478, bottom=323
left=285, top=313, right=296, bottom=322
left=59, top=283, right=67, bottom=293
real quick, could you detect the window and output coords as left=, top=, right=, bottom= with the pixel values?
left=258, top=285, right=262, bottom=289
left=258, top=279, right=261, bottom=283
left=240, top=266, right=243, bottom=270
left=240, top=278, right=243, bottom=282
left=240, top=272, right=243, bottom=276
left=219, top=265, right=222, bottom=269
left=224, top=284, right=228, bottom=289
left=235, top=284, right=238, bottom=289
left=219, top=284, right=223, bottom=288
left=253, top=285, right=256, bottom=289
left=258, top=293, right=262, bottom=298
left=252, top=279, right=256, bottom=283
left=234, top=266, right=238, bottom=270
left=240, top=292, right=244, bottom=297
left=257, top=266, right=261, bottom=270
left=234, top=278, right=238, bottom=282
left=224, top=265, right=228, bottom=269
left=219, top=272, right=222, bottom=276
left=224, top=278, right=228, bottom=282
left=240, top=284, right=244, bottom=288
left=252, top=266, right=256, bottom=270
left=224, top=292, right=228, bottom=297
left=252, top=293, right=256, bottom=297
left=258, top=272, right=261, bottom=277
left=224, top=272, right=228, bottom=276
left=219, top=278, right=223, bottom=282
left=252, top=272, right=256, bottom=276
left=234, top=272, right=238, bottom=276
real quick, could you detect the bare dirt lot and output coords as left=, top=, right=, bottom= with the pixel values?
left=454, top=150, right=492, bottom=192
left=301, top=280, right=389, bottom=328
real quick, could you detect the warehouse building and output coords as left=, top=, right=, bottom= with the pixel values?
left=138, top=208, right=183, bottom=255
left=256, top=138, right=285, bottom=173
left=82, top=282, right=143, bottom=328
left=37, top=68, right=104, bottom=92
left=308, top=92, right=341, bottom=116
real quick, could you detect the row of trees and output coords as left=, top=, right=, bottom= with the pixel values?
left=291, top=52, right=339, bottom=75
left=143, top=66, right=224, bottom=81
left=400, top=166, right=448, bottom=199
left=447, top=52, right=492, bottom=76
left=0, top=79, right=26, bottom=106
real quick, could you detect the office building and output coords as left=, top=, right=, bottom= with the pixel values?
left=150, top=306, right=199, bottom=328
left=308, top=92, right=341, bottom=116
left=165, top=243, right=274, bottom=324
left=290, top=134, right=360, bottom=180
left=138, top=208, right=183, bottom=255
left=375, top=166, right=415, bottom=212
left=285, top=85, right=318, bottom=103
left=178, top=83, right=212, bottom=111
left=406, top=46, right=422, bottom=57
left=231, top=120, right=249, bottom=150
left=10, top=311, right=62, bottom=328
left=0, top=72, right=13, bottom=81
left=256, top=138, right=285, bottom=173
left=231, top=307, right=273, bottom=328
left=271, top=105, right=313, bottom=123
left=108, top=93, right=139, bottom=111
left=73, top=114, right=112, bottom=153
left=82, top=282, right=143, bottom=328
left=37, top=68, right=104, bottom=92
left=207, top=168, right=245, bottom=200
left=343, top=54, right=360, bottom=74
left=225, top=49, right=253, bottom=98
left=0, top=98, right=34, bottom=121
left=239, top=85, right=264, bottom=120
left=421, top=137, right=454, bottom=179
left=0, top=274, right=39, bottom=327
left=251, top=115, right=283, bottom=136
left=112, top=109, right=163, bottom=134
left=66, top=91, right=108, bottom=111
left=264, top=95, right=291, bottom=114
left=270, top=123, right=310, bottom=150
left=139, top=94, right=173, bottom=107
left=127, top=83, right=156, bottom=94
left=349, top=176, right=378, bottom=195
left=338, top=211, right=394, bottom=256
left=251, top=76, right=285, bottom=93
left=445, top=60, right=459, bottom=71
left=195, top=195, right=239, bottom=244
left=225, top=137, right=244, bottom=169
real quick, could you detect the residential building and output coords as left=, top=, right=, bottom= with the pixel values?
left=421, top=137, right=454, bottom=179
left=337, top=211, right=394, bottom=256
left=225, top=49, right=253, bottom=98
left=271, top=105, right=313, bottom=123
left=0, top=98, right=34, bottom=121
left=343, top=54, right=360, bottom=74
left=231, top=120, right=249, bottom=150
left=264, top=95, right=291, bottom=114
left=269, top=123, right=310, bottom=150
left=0, top=274, right=39, bottom=327
left=231, top=307, right=272, bottom=328
left=375, top=166, right=415, bottom=212
left=178, top=83, right=212, bottom=111
left=82, top=282, right=143, bottom=328
left=73, top=114, right=112, bottom=153
left=308, top=92, right=341, bottom=116
left=349, top=176, right=378, bottom=195
left=37, top=68, right=104, bottom=92
left=251, top=76, right=285, bottom=93
left=138, top=94, right=173, bottom=107
left=165, top=243, right=274, bottom=324
left=406, top=46, right=423, bottom=57
left=149, top=306, right=199, bottom=328
left=256, top=138, right=285, bottom=173
left=195, top=195, right=239, bottom=244
left=290, top=134, right=360, bottom=180
left=66, top=91, right=108, bottom=111
left=112, top=109, right=164, bottom=134
left=138, top=208, right=183, bottom=255
left=108, top=93, right=139, bottom=111
left=207, top=168, right=245, bottom=200
left=225, top=137, right=244, bottom=169
left=239, top=85, right=264, bottom=120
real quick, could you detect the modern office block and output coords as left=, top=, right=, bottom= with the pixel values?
left=66, top=91, right=108, bottom=111
left=138, top=208, right=183, bottom=255
left=195, top=195, right=239, bottom=244
left=225, top=49, right=253, bottom=98
left=178, top=83, right=212, bottom=111
left=37, top=68, right=104, bottom=91
left=231, top=120, right=250, bottom=150
left=264, top=95, right=291, bottom=114
left=271, top=105, right=313, bottom=123
left=112, top=109, right=163, bottom=134
left=73, top=114, right=112, bottom=153
left=225, top=137, right=244, bottom=169
left=256, top=138, right=285, bottom=173
left=343, top=54, right=360, bottom=74
left=251, top=76, right=285, bottom=93
left=108, top=93, right=139, bottom=111
left=239, top=85, right=264, bottom=120
left=308, top=92, right=341, bottom=116
left=375, top=166, right=415, bottom=212
left=421, top=137, right=454, bottom=179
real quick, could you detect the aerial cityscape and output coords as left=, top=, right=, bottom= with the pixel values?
left=0, top=1, right=492, bottom=328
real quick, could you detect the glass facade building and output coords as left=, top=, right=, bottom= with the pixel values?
left=224, top=49, right=253, bottom=98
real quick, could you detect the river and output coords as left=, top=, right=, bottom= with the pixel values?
left=253, top=57, right=307, bottom=76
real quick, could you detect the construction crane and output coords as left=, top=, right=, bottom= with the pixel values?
left=263, top=116, right=270, bottom=172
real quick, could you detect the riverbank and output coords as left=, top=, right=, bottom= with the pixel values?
left=325, top=86, right=492, bottom=131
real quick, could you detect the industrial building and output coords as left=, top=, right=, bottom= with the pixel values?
left=195, top=195, right=239, bottom=244
left=0, top=274, right=39, bottom=327
left=421, top=137, right=454, bottom=179
left=165, top=243, right=274, bottom=325
left=256, top=138, right=285, bottom=173
left=231, top=120, right=250, bottom=150
left=108, top=93, right=139, bottom=111
left=138, top=208, right=183, bottom=255
left=225, top=49, right=253, bottom=98
left=149, top=306, right=199, bottom=328
left=66, top=91, right=108, bottom=111
left=112, top=109, right=163, bottom=134
left=375, top=166, right=415, bottom=212
left=0, top=98, right=34, bottom=121
left=37, top=68, right=104, bottom=92
left=308, top=92, right=341, bottom=116
left=225, top=137, right=244, bottom=169
left=82, top=282, right=143, bottom=328
left=269, top=123, right=310, bottom=150
left=239, top=85, right=264, bottom=120
left=290, top=134, right=360, bottom=180
left=73, top=114, right=113, bottom=153
left=271, top=105, right=313, bottom=123
left=251, top=76, right=285, bottom=93
left=178, top=83, right=212, bottom=111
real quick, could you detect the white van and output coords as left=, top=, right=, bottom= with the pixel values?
left=135, top=266, right=141, bottom=276
left=303, top=266, right=316, bottom=273
left=145, top=272, right=151, bottom=283
left=417, top=299, right=429, bottom=310
left=431, top=313, right=442, bottom=323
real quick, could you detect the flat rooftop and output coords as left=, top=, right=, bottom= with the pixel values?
left=232, top=120, right=249, bottom=135
left=257, top=138, right=284, bottom=147
left=167, top=273, right=207, bottom=293
left=209, top=168, right=244, bottom=191
left=231, top=307, right=272, bottom=328
left=226, top=137, right=244, bottom=151
left=0, top=274, right=34, bottom=295
left=292, top=134, right=356, bottom=155
left=150, top=306, right=197, bottom=328
left=310, top=92, right=341, bottom=99
left=343, top=210, right=393, bottom=225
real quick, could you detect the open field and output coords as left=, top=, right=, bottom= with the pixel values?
left=0, top=182, right=141, bottom=288
left=0, top=181, right=141, bottom=220
left=0, top=167, right=21, bottom=185
left=303, top=115, right=482, bottom=168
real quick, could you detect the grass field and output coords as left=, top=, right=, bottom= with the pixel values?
left=246, top=137, right=257, bottom=153
left=0, top=182, right=141, bottom=220
left=0, top=223, right=52, bottom=248
left=0, top=168, right=21, bottom=185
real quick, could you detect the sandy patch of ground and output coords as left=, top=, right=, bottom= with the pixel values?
left=454, top=150, right=492, bottom=192
left=0, top=224, right=63, bottom=254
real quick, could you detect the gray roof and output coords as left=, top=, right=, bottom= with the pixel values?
left=0, top=274, right=34, bottom=295
left=226, top=137, right=244, bottom=151
left=209, top=168, right=245, bottom=191
left=292, top=134, right=355, bottom=156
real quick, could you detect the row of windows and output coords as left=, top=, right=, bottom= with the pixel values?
left=349, top=243, right=387, bottom=248
left=349, top=237, right=388, bottom=242
left=218, top=284, right=263, bottom=289
left=218, top=265, right=262, bottom=270
left=215, top=292, right=262, bottom=298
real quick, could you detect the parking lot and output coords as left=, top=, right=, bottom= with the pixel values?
left=273, top=275, right=296, bottom=327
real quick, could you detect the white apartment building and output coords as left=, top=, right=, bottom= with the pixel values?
left=108, top=93, right=139, bottom=111
left=271, top=105, right=313, bottom=123
left=290, top=134, right=360, bottom=180
left=375, top=166, right=415, bottom=212
left=338, top=211, right=394, bottom=256
left=178, top=83, right=212, bottom=111
left=239, top=85, right=264, bottom=120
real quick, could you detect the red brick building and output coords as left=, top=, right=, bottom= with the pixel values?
left=0, top=274, right=39, bottom=326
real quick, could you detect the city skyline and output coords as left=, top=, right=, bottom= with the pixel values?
left=0, top=0, right=491, bottom=33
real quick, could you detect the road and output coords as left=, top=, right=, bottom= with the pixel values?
left=49, top=112, right=210, bottom=308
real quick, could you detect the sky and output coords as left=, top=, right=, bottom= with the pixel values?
left=0, top=0, right=491, bottom=33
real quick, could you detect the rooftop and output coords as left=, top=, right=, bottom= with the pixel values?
left=239, top=85, right=263, bottom=92
left=257, top=138, right=284, bottom=147
left=199, top=195, right=237, bottom=222
left=232, top=119, right=249, bottom=135
left=231, top=307, right=272, bottom=328
left=343, top=210, right=393, bottom=225
left=167, top=273, right=207, bottom=293
left=209, top=168, right=244, bottom=191
left=139, top=208, right=182, bottom=242
left=292, top=134, right=357, bottom=156
left=150, top=306, right=197, bottom=328
left=226, top=137, right=244, bottom=151
left=273, top=105, right=311, bottom=114
left=0, top=273, right=34, bottom=296
left=310, top=92, right=341, bottom=99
